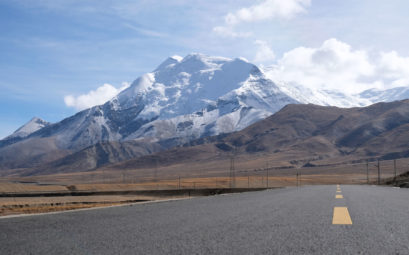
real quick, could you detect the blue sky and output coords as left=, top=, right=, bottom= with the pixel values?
left=1, top=0, right=409, bottom=138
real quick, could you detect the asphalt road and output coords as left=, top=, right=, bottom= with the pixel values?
left=1, top=185, right=408, bottom=254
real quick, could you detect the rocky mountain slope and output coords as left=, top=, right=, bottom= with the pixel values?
left=0, top=54, right=297, bottom=170
left=2, top=53, right=409, bottom=173
left=0, top=117, right=50, bottom=148
left=6, top=117, right=50, bottom=139
left=101, top=99, right=409, bottom=173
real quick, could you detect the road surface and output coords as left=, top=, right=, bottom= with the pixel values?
left=1, top=185, right=408, bottom=254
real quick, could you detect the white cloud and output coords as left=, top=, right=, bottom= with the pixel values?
left=225, top=0, right=311, bottom=25
left=379, top=51, right=409, bottom=75
left=253, top=40, right=275, bottom=64
left=64, top=82, right=129, bottom=111
left=123, top=23, right=167, bottom=38
left=267, top=38, right=376, bottom=93
left=212, top=26, right=252, bottom=38
left=214, top=0, right=311, bottom=38
left=379, top=51, right=409, bottom=87
left=266, top=38, right=409, bottom=94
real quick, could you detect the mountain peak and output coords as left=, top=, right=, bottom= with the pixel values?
left=170, top=55, right=183, bottom=62
left=154, top=55, right=183, bottom=71
left=155, top=53, right=241, bottom=73
left=5, top=117, right=50, bottom=140
left=182, top=53, right=231, bottom=65
left=30, top=117, right=46, bottom=123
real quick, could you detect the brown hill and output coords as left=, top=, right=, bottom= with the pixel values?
left=23, top=140, right=165, bottom=176
left=100, top=100, right=409, bottom=173
left=0, top=137, right=71, bottom=170
left=6, top=99, right=409, bottom=178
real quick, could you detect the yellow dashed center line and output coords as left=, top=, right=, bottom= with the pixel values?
left=335, top=194, right=343, bottom=199
left=332, top=207, right=353, bottom=225
left=336, top=190, right=341, bottom=193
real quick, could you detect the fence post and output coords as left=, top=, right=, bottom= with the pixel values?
left=178, top=176, right=181, bottom=190
left=248, top=175, right=250, bottom=188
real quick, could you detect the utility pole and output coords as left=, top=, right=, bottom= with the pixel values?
left=248, top=174, right=250, bottom=188
left=154, top=158, right=158, bottom=183
left=377, top=159, right=381, bottom=185
left=298, top=172, right=301, bottom=186
left=266, top=162, right=269, bottom=188
left=394, top=159, right=397, bottom=183
left=296, top=169, right=299, bottom=188
left=366, top=160, right=369, bottom=184
left=229, top=156, right=235, bottom=188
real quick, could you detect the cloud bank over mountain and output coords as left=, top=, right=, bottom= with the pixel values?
left=265, top=38, right=409, bottom=94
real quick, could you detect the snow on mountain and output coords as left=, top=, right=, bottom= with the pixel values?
left=262, top=65, right=409, bottom=107
left=261, top=66, right=372, bottom=108
left=113, top=53, right=264, bottom=120
left=2, top=54, right=297, bottom=152
left=126, top=71, right=297, bottom=142
left=275, top=80, right=371, bottom=107
left=4, top=53, right=409, bottom=171
left=116, top=53, right=297, bottom=142
left=6, top=117, right=50, bottom=139
left=359, top=87, right=409, bottom=103
left=4, top=53, right=409, bottom=156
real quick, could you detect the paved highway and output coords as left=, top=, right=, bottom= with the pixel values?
left=1, top=185, right=408, bottom=254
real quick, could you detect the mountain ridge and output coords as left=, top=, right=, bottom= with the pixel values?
left=5, top=117, right=50, bottom=140
left=0, top=53, right=297, bottom=170
left=97, top=99, right=409, bottom=175
left=2, top=53, right=409, bottom=173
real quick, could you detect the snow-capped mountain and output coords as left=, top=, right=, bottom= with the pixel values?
left=1, top=54, right=298, bottom=155
left=100, top=53, right=297, bottom=144
left=359, top=87, right=409, bottom=104
left=123, top=55, right=297, bottom=142
left=261, top=66, right=372, bottom=108
left=3, top=53, right=409, bottom=171
left=6, top=117, right=50, bottom=139
left=271, top=80, right=370, bottom=107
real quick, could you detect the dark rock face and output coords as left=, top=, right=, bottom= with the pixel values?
left=215, top=143, right=233, bottom=152
left=177, top=121, right=194, bottom=132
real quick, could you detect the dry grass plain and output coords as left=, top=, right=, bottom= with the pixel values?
left=1, top=157, right=408, bottom=216
left=0, top=194, right=188, bottom=216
